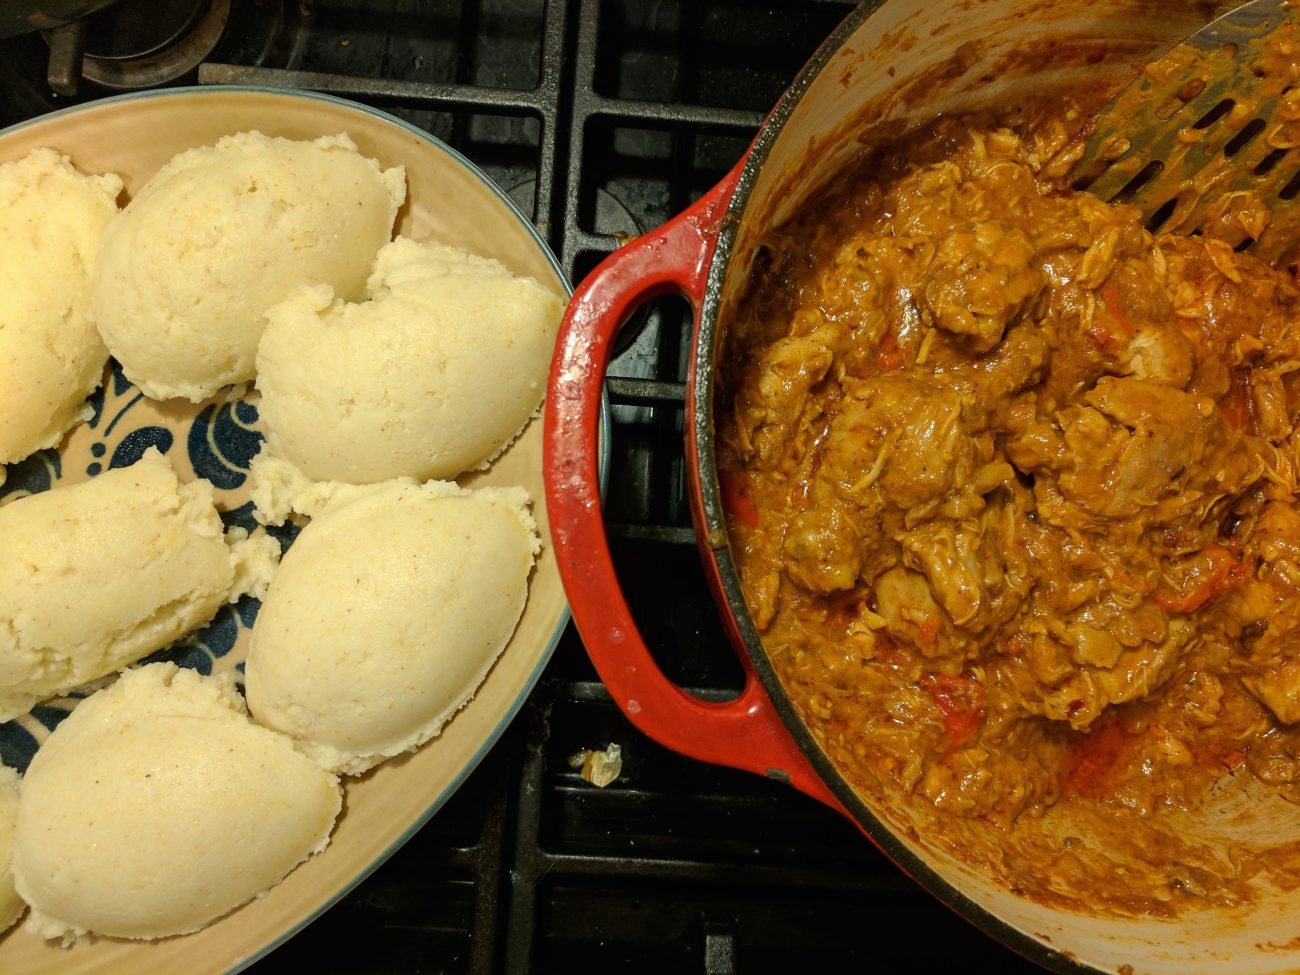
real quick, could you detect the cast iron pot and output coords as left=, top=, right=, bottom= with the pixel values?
left=544, top=1, right=1300, bottom=972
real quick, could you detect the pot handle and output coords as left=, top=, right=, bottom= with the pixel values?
left=544, top=165, right=846, bottom=815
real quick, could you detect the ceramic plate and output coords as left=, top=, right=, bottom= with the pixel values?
left=0, top=86, right=575, bottom=974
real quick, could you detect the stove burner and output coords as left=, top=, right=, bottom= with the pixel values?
left=81, top=0, right=227, bottom=88
left=45, top=0, right=229, bottom=94
left=83, top=0, right=206, bottom=61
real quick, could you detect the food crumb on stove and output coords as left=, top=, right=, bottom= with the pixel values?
left=569, top=743, right=623, bottom=788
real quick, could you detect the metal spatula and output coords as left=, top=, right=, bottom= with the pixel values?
left=1064, top=0, right=1300, bottom=261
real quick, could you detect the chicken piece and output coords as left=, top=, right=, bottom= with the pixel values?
left=743, top=569, right=781, bottom=631
left=900, top=522, right=986, bottom=628
left=1226, top=504, right=1300, bottom=687
left=732, top=314, right=840, bottom=466
left=1081, top=246, right=1196, bottom=389
left=899, top=504, right=1027, bottom=638
left=986, top=516, right=1194, bottom=732
left=919, top=220, right=1045, bottom=353
left=1247, top=501, right=1300, bottom=567
left=781, top=503, right=867, bottom=594
left=873, top=566, right=967, bottom=661
left=1118, top=320, right=1196, bottom=388
left=996, top=607, right=1193, bottom=731
left=943, top=324, right=1051, bottom=430
left=778, top=370, right=994, bottom=597
left=1249, top=658, right=1300, bottom=725
left=1250, top=364, right=1300, bottom=443
left=820, top=374, right=983, bottom=511
left=815, top=233, right=932, bottom=350
left=1164, top=235, right=1300, bottom=393
left=1007, top=377, right=1261, bottom=535
left=916, top=713, right=1063, bottom=825
left=1075, top=378, right=1214, bottom=517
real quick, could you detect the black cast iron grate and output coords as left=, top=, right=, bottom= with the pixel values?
left=0, top=2, right=1048, bottom=972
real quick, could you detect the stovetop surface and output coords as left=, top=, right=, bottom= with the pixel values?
left=0, top=2, right=1048, bottom=972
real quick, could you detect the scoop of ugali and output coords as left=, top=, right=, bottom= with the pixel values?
left=244, top=479, right=539, bottom=775
left=13, top=664, right=341, bottom=942
left=0, top=148, right=121, bottom=480
left=0, top=448, right=279, bottom=721
left=89, top=131, right=405, bottom=402
left=0, top=765, right=22, bottom=934
left=252, top=235, right=563, bottom=488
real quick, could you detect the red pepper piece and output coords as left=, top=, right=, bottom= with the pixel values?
left=1219, top=369, right=1253, bottom=433
left=920, top=672, right=985, bottom=748
left=717, top=469, right=760, bottom=528
left=875, top=331, right=904, bottom=372
left=1062, top=716, right=1134, bottom=798
left=1156, top=544, right=1244, bottom=614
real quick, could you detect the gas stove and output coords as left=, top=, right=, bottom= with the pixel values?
left=0, top=2, right=1047, bottom=971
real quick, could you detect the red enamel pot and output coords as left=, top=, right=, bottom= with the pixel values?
left=544, top=1, right=1300, bottom=972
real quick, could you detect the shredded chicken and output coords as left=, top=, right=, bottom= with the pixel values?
left=717, top=111, right=1300, bottom=846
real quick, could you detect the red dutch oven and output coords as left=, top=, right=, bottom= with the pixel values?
left=544, top=1, right=1300, bottom=972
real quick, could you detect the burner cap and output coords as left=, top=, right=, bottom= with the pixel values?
left=79, top=0, right=229, bottom=89
left=83, top=0, right=206, bottom=61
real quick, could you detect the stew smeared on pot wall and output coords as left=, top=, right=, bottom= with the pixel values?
left=716, top=102, right=1300, bottom=912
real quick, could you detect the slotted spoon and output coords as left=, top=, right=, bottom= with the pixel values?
left=1067, top=0, right=1300, bottom=260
